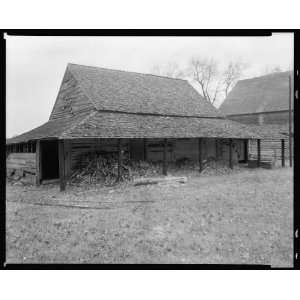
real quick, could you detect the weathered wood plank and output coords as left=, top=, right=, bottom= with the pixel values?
left=134, top=176, right=187, bottom=186
left=281, top=139, right=285, bottom=167
left=36, top=140, right=41, bottom=185
left=257, top=139, right=261, bottom=167
left=58, top=140, right=66, bottom=191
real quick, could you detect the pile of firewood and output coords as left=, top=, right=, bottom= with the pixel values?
left=70, top=153, right=162, bottom=186
left=69, top=154, right=239, bottom=186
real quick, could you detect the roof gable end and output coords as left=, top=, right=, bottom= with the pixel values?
left=49, top=65, right=95, bottom=120
left=219, top=71, right=293, bottom=115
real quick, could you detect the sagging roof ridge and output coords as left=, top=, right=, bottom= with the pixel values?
left=67, top=62, right=188, bottom=82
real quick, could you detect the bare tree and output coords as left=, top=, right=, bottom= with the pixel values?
left=151, top=58, right=247, bottom=106
left=223, top=61, right=247, bottom=97
left=186, top=58, right=220, bottom=104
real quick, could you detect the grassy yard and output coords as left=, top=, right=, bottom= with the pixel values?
left=6, top=167, right=293, bottom=267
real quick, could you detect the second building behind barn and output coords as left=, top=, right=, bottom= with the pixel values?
left=219, top=71, right=294, bottom=166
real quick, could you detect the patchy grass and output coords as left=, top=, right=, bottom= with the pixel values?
left=6, top=167, right=293, bottom=267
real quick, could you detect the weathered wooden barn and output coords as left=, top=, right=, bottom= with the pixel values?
left=7, top=63, right=266, bottom=190
left=219, top=71, right=294, bottom=165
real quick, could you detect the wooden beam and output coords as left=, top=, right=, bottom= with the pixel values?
left=288, top=75, right=293, bottom=167
left=244, top=139, right=249, bottom=163
left=58, top=140, right=66, bottom=191
left=229, top=139, right=233, bottom=169
left=198, top=138, right=203, bottom=172
left=35, top=140, right=41, bottom=186
left=281, top=139, right=285, bottom=167
left=143, top=138, right=147, bottom=161
left=163, top=138, right=168, bottom=175
left=64, top=140, right=71, bottom=178
left=118, top=139, right=122, bottom=180
left=257, top=139, right=261, bottom=168
left=215, top=138, right=218, bottom=161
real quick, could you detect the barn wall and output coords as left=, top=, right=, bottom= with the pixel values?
left=146, top=138, right=243, bottom=164
left=6, top=153, right=36, bottom=173
left=6, top=153, right=37, bottom=183
left=249, top=137, right=293, bottom=160
left=49, top=69, right=94, bottom=120
left=69, top=137, right=245, bottom=173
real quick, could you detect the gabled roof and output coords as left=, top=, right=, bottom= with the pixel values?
left=6, top=110, right=263, bottom=144
left=219, top=71, right=293, bottom=115
left=7, top=63, right=266, bottom=144
left=68, top=63, right=221, bottom=117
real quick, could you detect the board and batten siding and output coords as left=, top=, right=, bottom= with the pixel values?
left=49, top=69, right=94, bottom=120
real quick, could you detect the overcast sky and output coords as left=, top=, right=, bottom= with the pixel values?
left=6, top=33, right=293, bottom=138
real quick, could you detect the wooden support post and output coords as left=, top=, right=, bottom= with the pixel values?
left=118, top=139, right=122, bottom=180
left=35, top=140, right=41, bottom=186
left=198, top=138, right=203, bottom=172
left=58, top=140, right=66, bottom=191
left=288, top=75, right=293, bottom=167
left=163, top=138, right=168, bottom=175
left=244, top=139, right=249, bottom=163
left=281, top=139, right=285, bottom=167
left=229, top=139, right=233, bottom=169
left=257, top=139, right=261, bottom=168
left=215, top=138, right=218, bottom=161
left=143, top=138, right=147, bottom=161
left=64, top=140, right=71, bottom=178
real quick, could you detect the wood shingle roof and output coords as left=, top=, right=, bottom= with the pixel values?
left=220, top=71, right=293, bottom=115
left=68, top=63, right=221, bottom=117
left=7, top=63, right=266, bottom=144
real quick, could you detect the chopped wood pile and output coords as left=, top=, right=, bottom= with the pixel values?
left=70, top=153, right=162, bottom=186
left=70, top=153, right=239, bottom=186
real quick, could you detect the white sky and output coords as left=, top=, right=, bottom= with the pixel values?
left=6, top=33, right=293, bottom=138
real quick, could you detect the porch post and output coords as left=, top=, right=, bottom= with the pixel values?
left=58, top=139, right=66, bottom=191
left=144, top=138, right=147, bottom=161
left=244, top=139, right=249, bottom=163
left=118, top=138, right=122, bottom=180
left=198, top=138, right=203, bottom=172
left=229, top=139, right=233, bottom=169
left=36, top=140, right=42, bottom=186
left=257, top=139, right=261, bottom=168
left=163, top=138, right=168, bottom=175
left=281, top=139, right=285, bottom=167
left=215, top=138, right=218, bottom=161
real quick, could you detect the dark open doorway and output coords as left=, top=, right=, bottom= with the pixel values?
left=130, top=139, right=145, bottom=161
left=41, top=140, right=59, bottom=180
